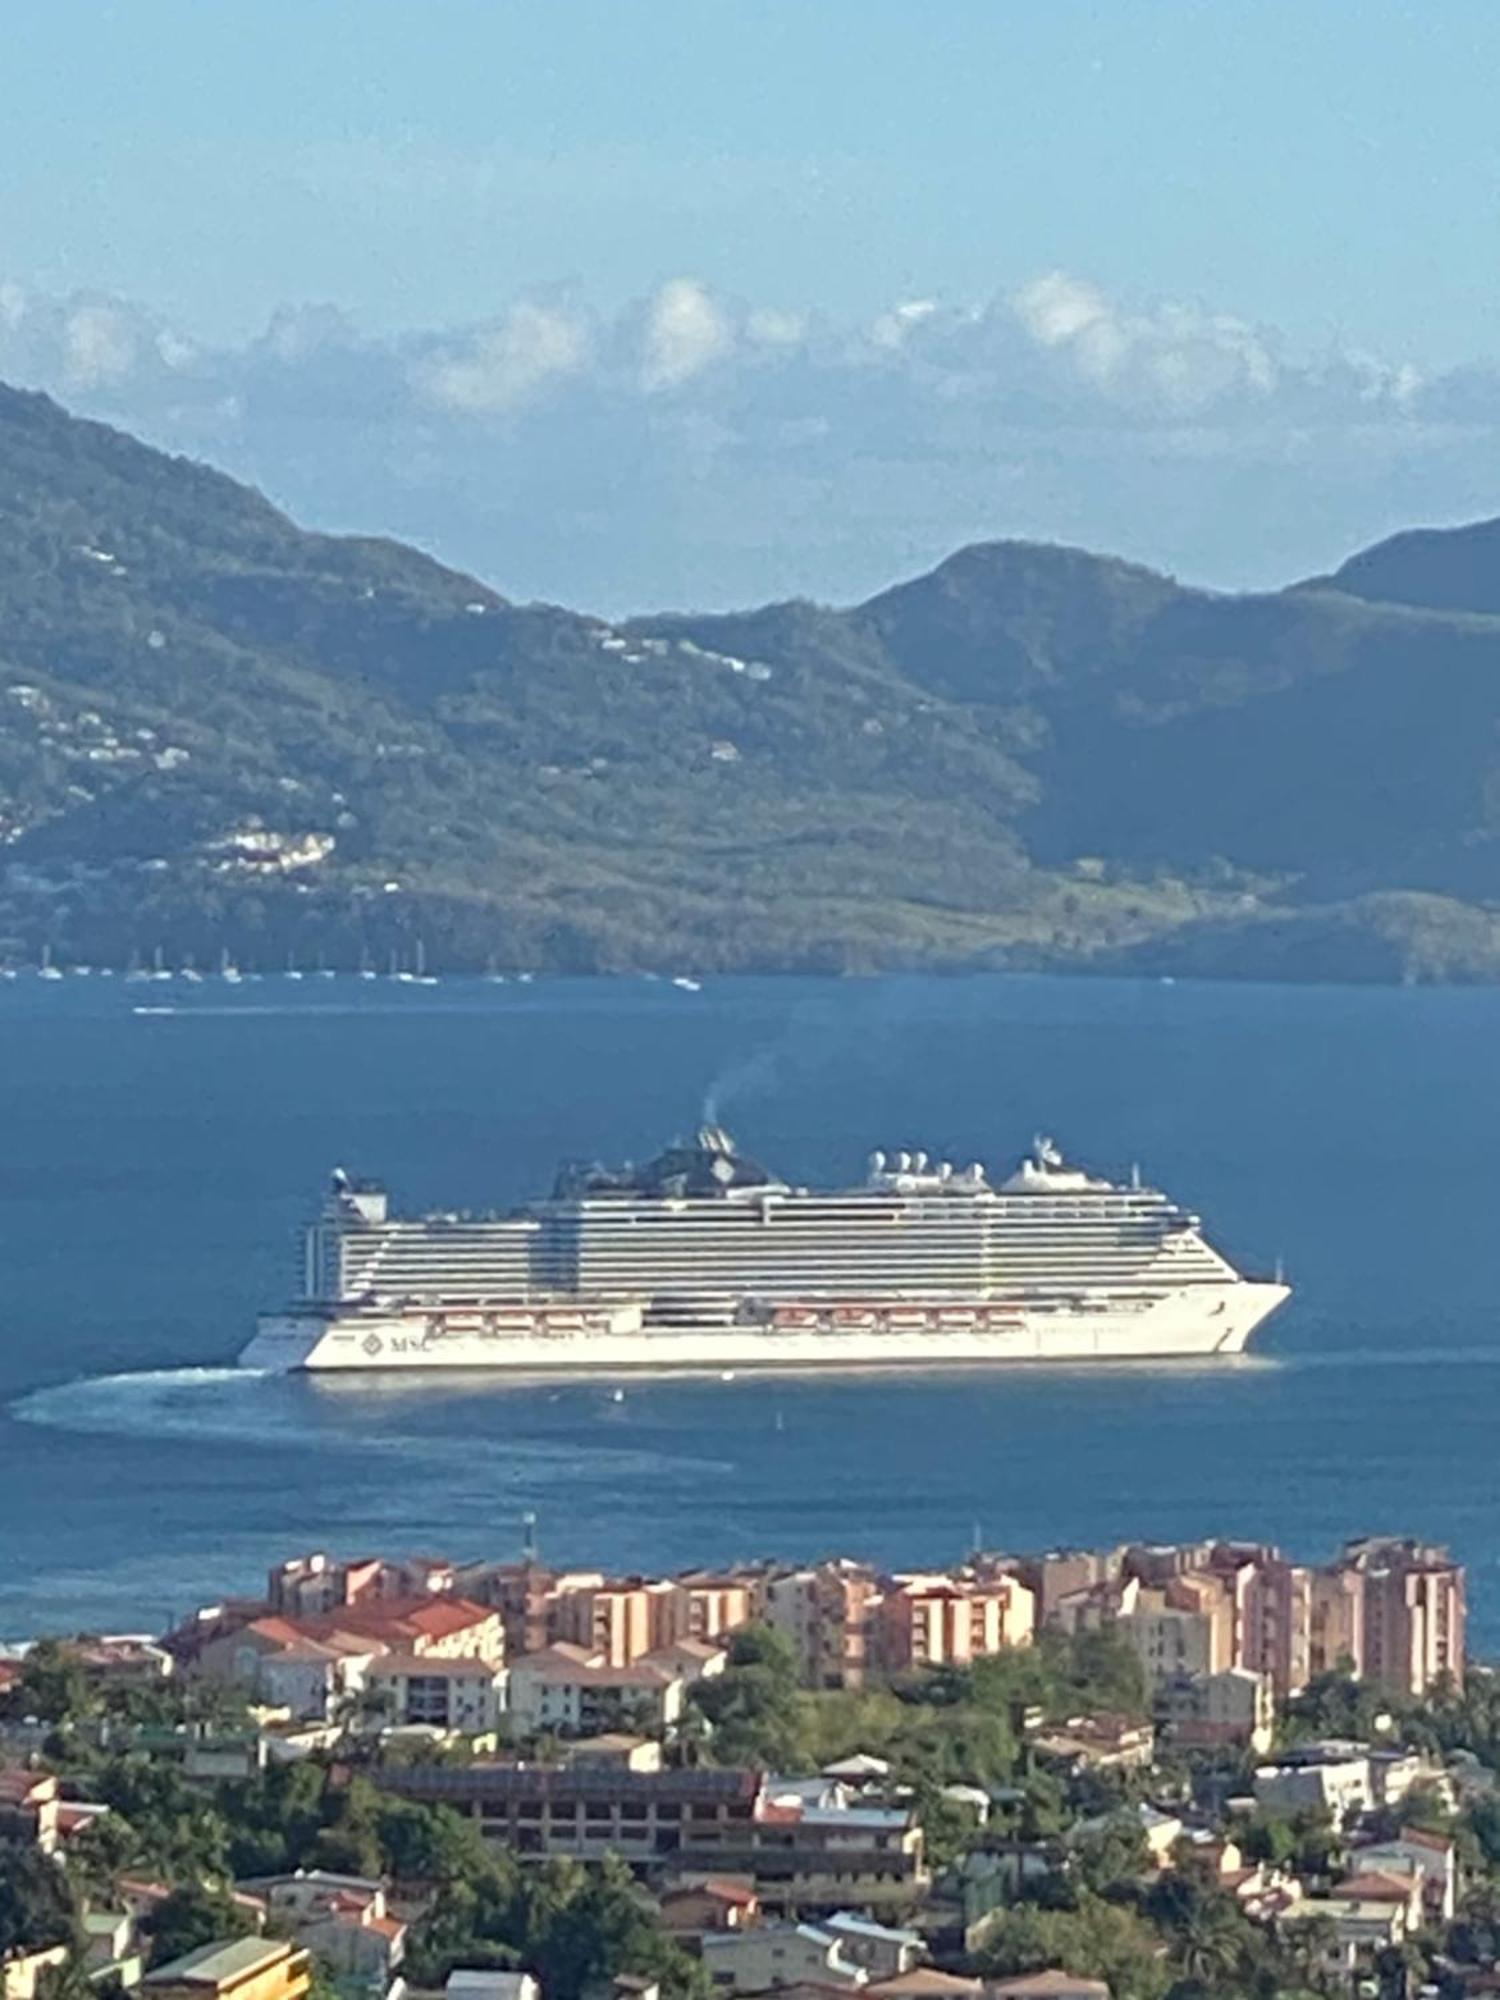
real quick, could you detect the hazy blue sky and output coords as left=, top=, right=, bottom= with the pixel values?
left=4, top=1, right=1500, bottom=608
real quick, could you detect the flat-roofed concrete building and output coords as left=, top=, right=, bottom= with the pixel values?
left=377, top=1764, right=928, bottom=1914
left=378, top=1762, right=762, bottom=1863
left=143, top=1938, right=311, bottom=2000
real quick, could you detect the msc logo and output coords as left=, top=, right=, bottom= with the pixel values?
left=362, top=1333, right=384, bottom=1358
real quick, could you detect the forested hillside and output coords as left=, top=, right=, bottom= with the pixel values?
left=4, top=380, right=1500, bottom=980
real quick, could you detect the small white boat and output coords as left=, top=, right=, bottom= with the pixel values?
left=672, top=976, right=703, bottom=993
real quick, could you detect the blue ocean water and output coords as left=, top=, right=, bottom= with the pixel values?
left=1, top=972, right=1497, bottom=1644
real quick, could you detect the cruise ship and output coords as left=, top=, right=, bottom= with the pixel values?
left=237, top=1128, right=1289, bottom=1373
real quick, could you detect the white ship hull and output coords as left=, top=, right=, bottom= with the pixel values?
left=237, top=1281, right=1288, bottom=1374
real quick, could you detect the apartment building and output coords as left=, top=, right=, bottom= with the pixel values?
left=507, top=1643, right=691, bottom=1735
left=877, top=1574, right=1035, bottom=1674
left=376, top=1764, right=929, bottom=1914
left=1341, top=1538, right=1465, bottom=1695
left=1043, top=1537, right=1465, bottom=1701
left=764, top=1564, right=882, bottom=1691
left=1153, top=1667, right=1274, bottom=1751
left=364, top=1653, right=508, bottom=1733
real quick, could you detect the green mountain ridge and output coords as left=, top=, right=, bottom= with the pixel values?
left=3, top=378, right=1500, bottom=980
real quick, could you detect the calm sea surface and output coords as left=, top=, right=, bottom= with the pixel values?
left=2, top=972, right=1498, bottom=1644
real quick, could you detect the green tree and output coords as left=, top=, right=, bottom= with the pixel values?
left=688, top=1624, right=807, bottom=1767
left=0, top=1839, right=79, bottom=1959
left=143, top=1883, right=256, bottom=1968
left=1145, top=1873, right=1254, bottom=1992
left=375, top=1798, right=493, bottom=1885
left=979, top=1893, right=1170, bottom=2000
left=64, top=1810, right=143, bottom=1902
left=1236, top=1810, right=1298, bottom=1869
left=93, top=1761, right=231, bottom=1879
left=1071, top=1813, right=1151, bottom=1895
left=3, top=1642, right=97, bottom=1727
left=407, top=1848, right=704, bottom=2000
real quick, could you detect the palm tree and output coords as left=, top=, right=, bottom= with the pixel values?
left=1175, top=1901, right=1247, bottom=1990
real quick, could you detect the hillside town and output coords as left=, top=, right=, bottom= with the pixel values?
left=1, top=1534, right=1493, bottom=2000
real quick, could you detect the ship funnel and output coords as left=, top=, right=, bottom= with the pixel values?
left=869, top=1149, right=887, bottom=1175
left=913, top=1151, right=929, bottom=1174
left=897, top=1150, right=913, bottom=1174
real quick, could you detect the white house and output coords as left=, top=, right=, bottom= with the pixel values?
left=1253, top=1756, right=1371, bottom=1819
left=822, top=1914, right=924, bottom=1980
left=447, top=1973, right=541, bottom=2000
left=1282, top=1895, right=1407, bottom=1981
left=702, top=1922, right=866, bottom=1994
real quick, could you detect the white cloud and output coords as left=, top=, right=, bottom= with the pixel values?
left=0, top=264, right=1481, bottom=613
left=868, top=298, right=941, bottom=352
left=259, top=303, right=359, bottom=364
left=418, top=302, right=589, bottom=415
left=1013, top=269, right=1280, bottom=411
left=746, top=306, right=808, bottom=348
left=1014, top=272, right=1112, bottom=349
left=62, top=303, right=144, bottom=389
left=640, top=278, right=733, bottom=391
left=154, top=328, right=198, bottom=371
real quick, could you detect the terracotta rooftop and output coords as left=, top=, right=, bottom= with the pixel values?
left=1339, top=1870, right=1421, bottom=1903
left=0, top=1769, right=56, bottom=1806
left=369, top=1652, right=501, bottom=1678
left=985, top=1975, right=1111, bottom=2000
left=867, top=1974, right=983, bottom=1998
left=663, top=1878, right=758, bottom=1907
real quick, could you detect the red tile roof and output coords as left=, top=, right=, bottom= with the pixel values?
left=370, top=1652, right=500, bottom=1679
left=1340, top=1870, right=1420, bottom=1903
left=663, top=1878, right=758, bottom=1908
left=0, top=1769, right=55, bottom=1806
left=303, top=1597, right=495, bottom=1644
